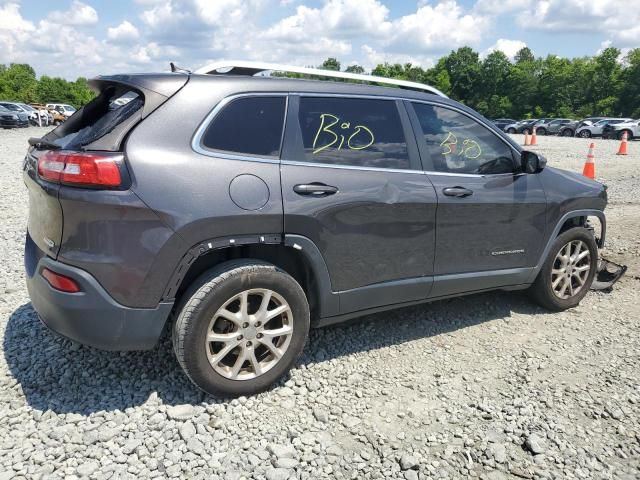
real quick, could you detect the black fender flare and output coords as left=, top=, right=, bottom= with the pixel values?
left=527, top=209, right=606, bottom=283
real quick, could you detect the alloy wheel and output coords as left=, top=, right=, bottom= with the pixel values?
left=205, top=288, right=293, bottom=380
left=551, top=240, right=591, bottom=299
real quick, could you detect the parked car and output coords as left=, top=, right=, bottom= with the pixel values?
left=602, top=119, right=640, bottom=140
left=0, top=105, right=24, bottom=129
left=24, top=62, right=609, bottom=396
left=558, top=117, right=607, bottom=137
left=533, top=118, right=557, bottom=135
left=46, top=103, right=76, bottom=118
left=504, top=119, right=538, bottom=134
left=29, top=104, right=56, bottom=125
left=576, top=118, right=633, bottom=138
left=0, top=101, right=30, bottom=127
left=491, top=118, right=517, bottom=131
left=543, top=118, right=575, bottom=136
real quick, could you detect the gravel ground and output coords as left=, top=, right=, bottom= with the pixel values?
left=1, top=128, right=639, bottom=480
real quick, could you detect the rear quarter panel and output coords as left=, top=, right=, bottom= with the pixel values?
left=123, top=77, right=284, bottom=301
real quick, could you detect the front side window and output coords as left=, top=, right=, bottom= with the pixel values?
left=296, top=97, right=410, bottom=170
left=201, top=96, right=286, bottom=157
left=412, top=103, right=515, bottom=175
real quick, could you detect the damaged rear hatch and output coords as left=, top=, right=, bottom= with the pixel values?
left=23, top=73, right=188, bottom=260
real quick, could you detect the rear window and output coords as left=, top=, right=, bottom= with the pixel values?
left=52, top=89, right=143, bottom=150
left=201, top=96, right=286, bottom=157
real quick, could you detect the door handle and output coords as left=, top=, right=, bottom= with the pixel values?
left=442, top=186, right=473, bottom=198
left=293, top=183, right=338, bottom=196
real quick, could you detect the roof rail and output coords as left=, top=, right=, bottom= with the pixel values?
left=194, top=60, right=448, bottom=98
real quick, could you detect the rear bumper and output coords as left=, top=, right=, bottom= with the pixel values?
left=24, top=233, right=173, bottom=351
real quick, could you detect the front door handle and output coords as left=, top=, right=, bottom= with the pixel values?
left=442, top=186, right=473, bottom=198
left=293, top=183, right=338, bottom=196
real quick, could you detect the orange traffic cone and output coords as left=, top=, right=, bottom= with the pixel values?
left=616, top=131, right=628, bottom=155
left=524, top=132, right=530, bottom=146
left=530, top=127, right=538, bottom=146
left=583, top=143, right=596, bottom=179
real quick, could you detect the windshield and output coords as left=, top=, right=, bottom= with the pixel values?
left=63, top=105, right=76, bottom=112
left=1, top=104, right=21, bottom=112
left=19, top=104, right=35, bottom=112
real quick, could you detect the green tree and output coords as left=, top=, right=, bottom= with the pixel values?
left=344, top=64, right=365, bottom=74
left=444, top=47, right=481, bottom=106
left=320, top=58, right=341, bottom=71
left=0, top=63, right=38, bottom=102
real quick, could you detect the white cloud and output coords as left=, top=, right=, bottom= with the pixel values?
left=47, top=0, right=98, bottom=26
left=387, top=1, right=490, bottom=53
left=484, top=38, right=527, bottom=60
left=263, top=0, right=391, bottom=41
left=0, top=2, right=35, bottom=62
left=361, top=44, right=436, bottom=71
left=474, top=0, right=531, bottom=14
left=107, top=21, right=140, bottom=41
left=517, top=0, right=640, bottom=46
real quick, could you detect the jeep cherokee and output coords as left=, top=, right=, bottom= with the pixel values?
left=23, top=63, right=608, bottom=396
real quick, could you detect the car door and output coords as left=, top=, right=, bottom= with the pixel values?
left=407, top=101, right=547, bottom=298
left=280, top=95, right=438, bottom=314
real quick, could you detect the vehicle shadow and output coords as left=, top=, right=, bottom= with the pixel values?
left=3, top=291, right=545, bottom=415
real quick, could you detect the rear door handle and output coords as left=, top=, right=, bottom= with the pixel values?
left=293, top=183, right=338, bottom=196
left=442, top=186, right=473, bottom=198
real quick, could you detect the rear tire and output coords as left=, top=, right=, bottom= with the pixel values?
left=528, top=228, right=598, bottom=311
left=173, top=260, right=310, bottom=396
left=507, top=127, right=516, bottom=134
left=561, top=129, right=574, bottom=137
left=537, top=127, right=547, bottom=136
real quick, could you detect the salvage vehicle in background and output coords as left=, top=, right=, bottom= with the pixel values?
left=23, top=62, right=618, bottom=396
left=29, top=104, right=54, bottom=126
left=558, top=117, right=607, bottom=137
left=543, top=118, right=575, bottom=136
left=576, top=118, right=634, bottom=138
left=0, top=102, right=30, bottom=127
left=0, top=105, right=27, bottom=129
left=602, top=119, right=639, bottom=140
left=533, top=118, right=558, bottom=135
left=491, top=118, right=517, bottom=131
left=504, top=119, right=538, bottom=134
left=46, top=103, right=76, bottom=118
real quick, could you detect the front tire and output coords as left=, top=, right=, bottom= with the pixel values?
left=528, top=228, right=598, bottom=311
left=578, top=130, right=591, bottom=138
left=537, top=127, right=547, bottom=136
left=507, top=127, right=516, bottom=134
left=619, top=130, right=633, bottom=141
left=173, top=260, right=310, bottom=396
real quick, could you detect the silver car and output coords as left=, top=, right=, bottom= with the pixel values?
left=576, top=118, right=633, bottom=138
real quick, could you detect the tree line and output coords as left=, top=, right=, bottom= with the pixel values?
left=318, top=47, right=640, bottom=120
left=0, top=63, right=94, bottom=108
left=2, top=46, right=639, bottom=119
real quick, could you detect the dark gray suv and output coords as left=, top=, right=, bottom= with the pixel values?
left=23, top=64, right=607, bottom=396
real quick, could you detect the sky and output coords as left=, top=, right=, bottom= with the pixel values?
left=1, top=0, right=638, bottom=80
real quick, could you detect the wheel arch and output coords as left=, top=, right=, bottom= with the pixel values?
left=528, top=209, right=605, bottom=283
left=164, top=235, right=338, bottom=322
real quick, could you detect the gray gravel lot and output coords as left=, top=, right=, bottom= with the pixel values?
left=1, top=128, right=639, bottom=479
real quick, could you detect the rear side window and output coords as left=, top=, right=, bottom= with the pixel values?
left=54, top=89, right=143, bottom=150
left=411, top=103, right=515, bottom=175
left=295, top=97, right=410, bottom=170
left=202, top=96, right=286, bottom=157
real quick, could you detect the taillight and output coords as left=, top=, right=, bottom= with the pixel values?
left=42, top=268, right=81, bottom=293
left=37, top=151, right=122, bottom=187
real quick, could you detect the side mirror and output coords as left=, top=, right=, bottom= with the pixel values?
left=521, top=150, right=546, bottom=174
